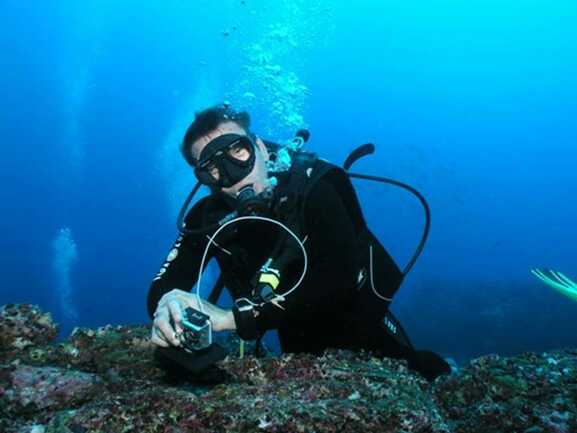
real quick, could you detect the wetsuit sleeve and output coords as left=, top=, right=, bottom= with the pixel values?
left=146, top=230, right=213, bottom=320
left=243, top=178, right=358, bottom=333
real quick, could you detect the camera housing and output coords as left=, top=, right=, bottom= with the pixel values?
left=180, top=307, right=212, bottom=351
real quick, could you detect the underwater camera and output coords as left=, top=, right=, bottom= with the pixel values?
left=156, top=307, right=227, bottom=375
left=179, top=307, right=212, bottom=351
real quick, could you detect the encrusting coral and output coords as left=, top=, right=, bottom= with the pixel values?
left=1, top=304, right=576, bottom=433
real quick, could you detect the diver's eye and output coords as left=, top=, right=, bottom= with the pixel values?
left=228, top=142, right=250, bottom=161
left=203, top=161, right=220, bottom=180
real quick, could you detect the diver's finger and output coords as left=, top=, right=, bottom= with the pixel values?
left=168, top=300, right=184, bottom=333
left=151, top=325, right=170, bottom=344
left=150, top=328, right=170, bottom=347
left=151, top=323, right=170, bottom=346
left=155, top=315, right=180, bottom=346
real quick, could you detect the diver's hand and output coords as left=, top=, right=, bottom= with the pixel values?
left=151, top=289, right=201, bottom=347
left=150, top=289, right=236, bottom=347
left=197, top=301, right=237, bottom=332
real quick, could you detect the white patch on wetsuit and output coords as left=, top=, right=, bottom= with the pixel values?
left=154, top=241, right=181, bottom=281
left=166, top=248, right=179, bottom=262
left=356, top=268, right=367, bottom=289
left=384, top=316, right=397, bottom=334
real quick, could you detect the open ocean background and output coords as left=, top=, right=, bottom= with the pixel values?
left=1, top=0, right=576, bottom=365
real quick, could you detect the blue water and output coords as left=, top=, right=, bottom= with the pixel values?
left=1, top=0, right=576, bottom=364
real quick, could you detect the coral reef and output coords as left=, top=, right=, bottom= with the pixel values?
left=0, top=305, right=58, bottom=352
left=1, top=304, right=576, bottom=433
left=1, top=365, right=103, bottom=416
left=435, top=352, right=577, bottom=433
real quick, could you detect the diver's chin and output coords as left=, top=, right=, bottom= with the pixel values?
left=222, top=181, right=253, bottom=198
left=249, top=179, right=271, bottom=195
left=224, top=178, right=268, bottom=197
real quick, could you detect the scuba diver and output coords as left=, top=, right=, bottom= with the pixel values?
left=147, top=103, right=451, bottom=381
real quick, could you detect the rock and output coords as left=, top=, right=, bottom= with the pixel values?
left=1, top=303, right=577, bottom=433
left=0, top=305, right=58, bottom=354
left=43, top=387, right=196, bottom=433
left=434, top=351, right=577, bottom=433
left=1, top=364, right=103, bottom=416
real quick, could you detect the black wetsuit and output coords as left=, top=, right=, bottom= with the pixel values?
left=147, top=160, right=451, bottom=380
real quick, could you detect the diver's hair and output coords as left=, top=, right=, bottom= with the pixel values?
left=181, top=103, right=251, bottom=167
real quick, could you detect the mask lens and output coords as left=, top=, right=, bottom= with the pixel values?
left=201, top=160, right=220, bottom=182
left=194, top=134, right=256, bottom=187
left=195, top=158, right=219, bottom=185
left=227, top=139, right=251, bottom=162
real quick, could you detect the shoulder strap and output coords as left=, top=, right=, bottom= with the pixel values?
left=271, top=151, right=318, bottom=227
left=260, top=152, right=320, bottom=277
left=300, top=158, right=367, bottom=235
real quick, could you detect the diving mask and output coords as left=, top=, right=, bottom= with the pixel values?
left=194, top=133, right=256, bottom=188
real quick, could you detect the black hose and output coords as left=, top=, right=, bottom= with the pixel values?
left=176, top=182, right=222, bottom=237
left=344, top=143, right=375, bottom=171
left=347, top=172, right=430, bottom=277
left=176, top=182, right=202, bottom=233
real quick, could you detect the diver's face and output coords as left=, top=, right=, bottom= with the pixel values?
left=190, top=121, right=270, bottom=197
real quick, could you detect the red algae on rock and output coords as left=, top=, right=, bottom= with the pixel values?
left=1, top=303, right=576, bottom=433
left=2, top=364, right=103, bottom=415
left=0, top=305, right=58, bottom=354
left=433, top=351, right=577, bottom=433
